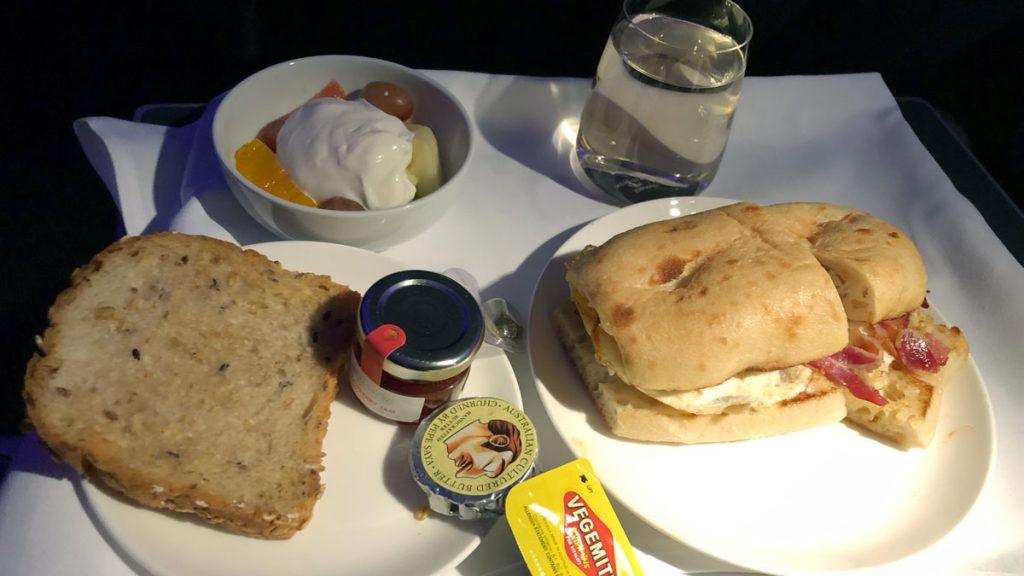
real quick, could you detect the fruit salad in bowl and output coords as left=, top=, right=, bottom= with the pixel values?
left=212, top=55, right=472, bottom=250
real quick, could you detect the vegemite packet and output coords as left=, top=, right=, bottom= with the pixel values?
left=505, top=458, right=643, bottom=576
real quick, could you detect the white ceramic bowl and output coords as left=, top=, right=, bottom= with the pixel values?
left=212, top=55, right=473, bottom=250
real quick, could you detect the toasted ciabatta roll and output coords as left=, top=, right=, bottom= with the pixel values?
left=566, top=205, right=849, bottom=393
left=560, top=201, right=968, bottom=446
left=23, top=233, right=360, bottom=538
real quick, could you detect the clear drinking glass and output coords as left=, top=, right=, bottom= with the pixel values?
left=576, top=0, right=752, bottom=203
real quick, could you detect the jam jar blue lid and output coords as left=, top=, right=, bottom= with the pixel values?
left=358, top=270, right=484, bottom=381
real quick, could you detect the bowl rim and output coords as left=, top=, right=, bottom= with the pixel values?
left=211, top=54, right=474, bottom=219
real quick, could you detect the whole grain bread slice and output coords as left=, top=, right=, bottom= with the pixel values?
left=23, top=233, right=360, bottom=538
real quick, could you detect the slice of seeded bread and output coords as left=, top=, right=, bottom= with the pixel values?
left=23, top=233, right=360, bottom=539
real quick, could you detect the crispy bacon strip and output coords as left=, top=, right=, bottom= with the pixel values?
left=809, top=352, right=888, bottom=406
left=896, top=329, right=949, bottom=373
left=876, top=313, right=910, bottom=343
left=817, top=311, right=950, bottom=403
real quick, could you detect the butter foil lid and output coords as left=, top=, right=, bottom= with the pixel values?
left=505, top=458, right=644, bottom=576
left=410, top=397, right=538, bottom=519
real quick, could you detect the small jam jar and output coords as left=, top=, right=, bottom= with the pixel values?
left=348, top=270, right=484, bottom=423
left=410, top=397, right=538, bottom=519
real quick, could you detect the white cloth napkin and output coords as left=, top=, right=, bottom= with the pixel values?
left=4, top=70, right=1022, bottom=576
left=74, top=94, right=278, bottom=245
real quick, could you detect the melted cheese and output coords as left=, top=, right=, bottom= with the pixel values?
left=636, top=365, right=814, bottom=415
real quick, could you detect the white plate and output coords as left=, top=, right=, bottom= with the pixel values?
left=82, top=241, right=522, bottom=576
left=527, top=197, right=996, bottom=575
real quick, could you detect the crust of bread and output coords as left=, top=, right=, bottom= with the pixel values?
left=841, top=309, right=970, bottom=448
left=23, top=233, right=360, bottom=538
left=722, top=202, right=928, bottom=323
left=566, top=204, right=849, bottom=392
left=553, top=300, right=847, bottom=443
left=718, top=201, right=854, bottom=247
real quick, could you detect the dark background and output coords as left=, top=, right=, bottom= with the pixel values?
left=2, top=1, right=1022, bottom=434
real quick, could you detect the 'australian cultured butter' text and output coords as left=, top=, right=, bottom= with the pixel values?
left=410, top=397, right=538, bottom=519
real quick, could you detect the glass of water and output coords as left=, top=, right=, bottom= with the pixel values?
left=576, top=0, right=752, bottom=203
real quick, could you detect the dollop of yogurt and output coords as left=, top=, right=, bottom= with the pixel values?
left=276, top=98, right=415, bottom=210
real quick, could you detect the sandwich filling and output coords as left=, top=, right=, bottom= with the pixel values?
left=808, top=311, right=950, bottom=406
left=636, top=366, right=814, bottom=415
left=635, top=352, right=894, bottom=416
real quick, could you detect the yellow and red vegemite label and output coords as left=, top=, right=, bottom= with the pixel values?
left=505, top=458, right=643, bottom=576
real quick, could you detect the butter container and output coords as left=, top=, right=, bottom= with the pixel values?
left=409, top=397, right=538, bottom=519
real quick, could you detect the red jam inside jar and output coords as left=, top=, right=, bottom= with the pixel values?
left=351, top=339, right=471, bottom=421
left=348, top=270, right=484, bottom=423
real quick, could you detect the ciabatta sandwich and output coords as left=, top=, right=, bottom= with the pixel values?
left=556, top=202, right=968, bottom=447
